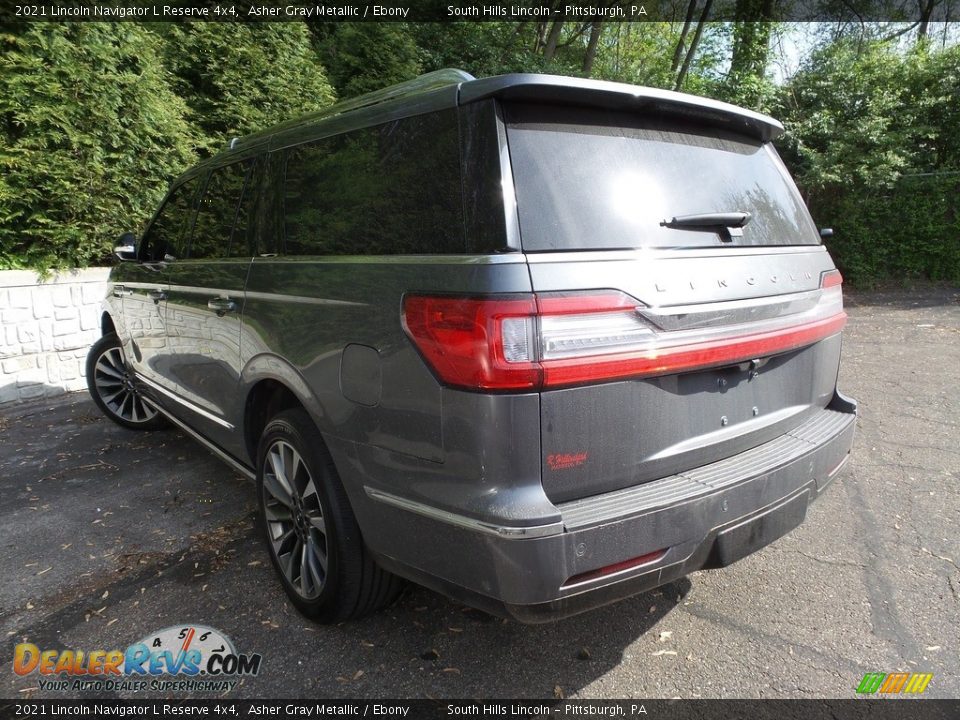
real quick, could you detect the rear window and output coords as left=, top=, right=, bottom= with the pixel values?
left=506, top=104, right=820, bottom=251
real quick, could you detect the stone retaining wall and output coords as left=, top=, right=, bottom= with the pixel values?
left=0, top=268, right=109, bottom=404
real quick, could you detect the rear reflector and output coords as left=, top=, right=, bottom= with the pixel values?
left=562, top=549, right=667, bottom=588
left=402, top=272, right=846, bottom=392
left=826, top=453, right=851, bottom=479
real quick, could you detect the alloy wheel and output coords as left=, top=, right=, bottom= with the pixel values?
left=93, top=346, right=157, bottom=425
left=262, top=440, right=329, bottom=599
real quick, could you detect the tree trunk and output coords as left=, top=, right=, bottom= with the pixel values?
left=729, top=0, right=775, bottom=81
left=917, top=0, right=937, bottom=40
left=671, top=0, right=699, bottom=73
left=674, top=0, right=712, bottom=91
left=543, top=18, right=566, bottom=63
left=583, top=21, right=603, bottom=74
left=534, top=21, right=548, bottom=53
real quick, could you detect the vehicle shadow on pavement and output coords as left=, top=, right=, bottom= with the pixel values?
left=1, top=393, right=690, bottom=700
left=364, top=577, right=694, bottom=699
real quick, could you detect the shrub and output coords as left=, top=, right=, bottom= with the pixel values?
left=0, top=24, right=198, bottom=272
left=817, top=173, right=960, bottom=286
left=161, top=22, right=336, bottom=147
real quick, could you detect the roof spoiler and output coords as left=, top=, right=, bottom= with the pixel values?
left=458, top=74, right=784, bottom=142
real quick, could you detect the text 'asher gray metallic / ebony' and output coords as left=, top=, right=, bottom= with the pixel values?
left=88, top=69, right=857, bottom=623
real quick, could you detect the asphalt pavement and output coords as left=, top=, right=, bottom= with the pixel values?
left=1, top=287, right=957, bottom=699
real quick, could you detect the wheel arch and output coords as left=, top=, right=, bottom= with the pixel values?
left=241, top=355, right=329, bottom=468
left=101, top=311, right=117, bottom=337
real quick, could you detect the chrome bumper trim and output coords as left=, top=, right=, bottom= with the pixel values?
left=135, top=373, right=234, bottom=430
left=363, top=487, right=564, bottom=539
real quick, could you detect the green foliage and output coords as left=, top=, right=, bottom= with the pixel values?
left=1, top=20, right=957, bottom=286
left=0, top=24, right=197, bottom=272
left=776, top=40, right=960, bottom=285
left=0, top=22, right=336, bottom=273
left=592, top=23, right=683, bottom=87
left=717, top=20, right=779, bottom=113
left=310, top=24, right=420, bottom=99
left=412, top=22, right=543, bottom=78
left=896, top=43, right=960, bottom=171
left=717, top=22, right=776, bottom=113
left=817, top=174, right=960, bottom=286
left=162, top=23, right=335, bottom=147
left=776, top=40, right=915, bottom=191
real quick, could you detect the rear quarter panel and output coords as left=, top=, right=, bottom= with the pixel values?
left=240, top=256, right=534, bottom=463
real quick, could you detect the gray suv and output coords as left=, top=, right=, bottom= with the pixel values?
left=87, top=70, right=857, bottom=623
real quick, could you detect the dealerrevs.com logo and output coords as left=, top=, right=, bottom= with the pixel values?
left=13, top=624, right=261, bottom=693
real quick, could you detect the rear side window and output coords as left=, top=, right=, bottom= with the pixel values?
left=189, top=159, right=253, bottom=260
left=141, top=176, right=201, bottom=262
left=282, top=110, right=464, bottom=256
left=506, top=104, right=820, bottom=251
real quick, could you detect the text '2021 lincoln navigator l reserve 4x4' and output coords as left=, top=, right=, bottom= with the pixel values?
left=87, top=70, right=857, bottom=623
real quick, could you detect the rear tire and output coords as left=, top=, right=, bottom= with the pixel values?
left=86, top=333, right=166, bottom=431
left=256, top=408, right=402, bottom=622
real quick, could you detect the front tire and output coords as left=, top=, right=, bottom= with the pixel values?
left=86, top=333, right=166, bottom=431
left=256, top=408, right=402, bottom=622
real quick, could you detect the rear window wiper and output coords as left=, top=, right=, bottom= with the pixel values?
left=661, top=212, right=752, bottom=241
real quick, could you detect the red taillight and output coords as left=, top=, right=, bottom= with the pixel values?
left=820, top=269, right=843, bottom=288
left=401, top=295, right=540, bottom=391
left=403, top=278, right=846, bottom=392
left=539, top=313, right=847, bottom=388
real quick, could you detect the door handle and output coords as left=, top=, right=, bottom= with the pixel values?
left=207, top=298, right=237, bottom=316
left=148, top=289, right=167, bottom=302
left=112, top=286, right=133, bottom=298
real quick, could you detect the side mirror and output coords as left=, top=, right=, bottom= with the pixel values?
left=114, top=232, right=138, bottom=261
left=819, top=228, right=834, bottom=239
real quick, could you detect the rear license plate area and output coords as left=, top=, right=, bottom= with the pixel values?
left=710, top=490, right=809, bottom=567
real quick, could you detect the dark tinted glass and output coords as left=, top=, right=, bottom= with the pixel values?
left=283, top=110, right=464, bottom=256
left=506, top=104, right=820, bottom=251
left=459, top=100, right=512, bottom=254
left=255, top=153, right=285, bottom=256
left=190, top=160, right=252, bottom=259
left=141, top=176, right=201, bottom=262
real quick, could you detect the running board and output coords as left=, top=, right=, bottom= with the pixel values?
left=141, top=397, right=255, bottom=481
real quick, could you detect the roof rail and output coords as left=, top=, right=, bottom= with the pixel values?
left=228, top=68, right=475, bottom=152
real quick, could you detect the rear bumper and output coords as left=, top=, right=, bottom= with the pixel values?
left=363, top=392, right=857, bottom=623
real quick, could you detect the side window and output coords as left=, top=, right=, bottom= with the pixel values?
left=189, top=160, right=253, bottom=260
left=256, top=153, right=285, bottom=256
left=282, top=109, right=465, bottom=256
left=141, top=176, right=201, bottom=262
